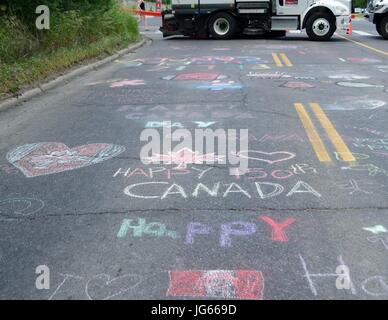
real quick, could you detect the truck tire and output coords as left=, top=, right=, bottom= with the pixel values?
left=376, top=22, right=382, bottom=35
left=379, top=16, right=388, bottom=39
left=208, top=12, right=236, bottom=40
left=306, top=12, right=336, bottom=41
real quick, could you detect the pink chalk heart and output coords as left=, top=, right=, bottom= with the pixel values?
left=7, top=142, right=125, bottom=178
left=85, top=274, right=143, bottom=300
left=237, top=150, right=296, bottom=164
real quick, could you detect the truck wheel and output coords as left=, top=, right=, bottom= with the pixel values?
left=379, top=16, right=388, bottom=39
left=306, top=12, right=336, bottom=41
left=208, top=13, right=236, bottom=40
left=376, top=22, right=382, bottom=35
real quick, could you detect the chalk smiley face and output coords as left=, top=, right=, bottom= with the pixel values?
left=236, top=150, right=296, bottom=164
left=85, top=273, right=143, bottom=300
left=7, top=142, right=125, bottom=178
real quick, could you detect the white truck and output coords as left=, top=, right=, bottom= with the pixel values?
left=365, top=0, right=388, bottom=39
left=160, top=0, right=351, bottom=41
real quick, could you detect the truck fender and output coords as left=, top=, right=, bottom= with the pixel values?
left=301, top=5, right=337, bottom=29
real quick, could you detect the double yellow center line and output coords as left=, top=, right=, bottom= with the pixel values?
left=272, top=53, right=293, bottom=67
left=294, top=103, right=355, bottom=163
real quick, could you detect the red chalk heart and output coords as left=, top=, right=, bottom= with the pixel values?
left=7, top=142, right=125, bottom=178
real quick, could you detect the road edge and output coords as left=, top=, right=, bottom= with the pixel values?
left=0, top=38, right=148, bottom=113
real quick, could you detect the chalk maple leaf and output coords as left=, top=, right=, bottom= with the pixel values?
left=143, top=147, right=224, bottom=168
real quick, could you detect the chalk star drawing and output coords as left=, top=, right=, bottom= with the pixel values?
left=143, top=147, right=224, bottom=168
left=363, top=225, right=388, bottom=235
left=336, top=179, right=384, bottom=195
left=110, top=80, right=145, bottom=88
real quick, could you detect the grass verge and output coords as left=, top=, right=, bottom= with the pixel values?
left=0, top=5, right=140, bottom=101
left=0, top=34, right=141, bottom=100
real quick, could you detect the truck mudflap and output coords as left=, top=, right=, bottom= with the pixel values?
left=160, top=10, right=181, bottom=37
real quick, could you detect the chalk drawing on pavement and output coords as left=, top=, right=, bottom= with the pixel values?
left=7, top=142, right=125, bottom=177
left=280, top=81, right=315, bottom=89
left=85, top=273, right=143, bottom=300
left=0, top=198, right=45, bottom=217
left=322, top=99, right=386, bottom=111
left=363, top=225, right=387, bottom=234
left=166, top=270, right=264, bottom=299
left=162, top=72, right=227, bottom=81
left=110, top=80, right=145, bottom=88
left=235, top=150, right=296, bottom=164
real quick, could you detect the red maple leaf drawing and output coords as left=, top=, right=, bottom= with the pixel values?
left=143, top=147, right=224, bottom=168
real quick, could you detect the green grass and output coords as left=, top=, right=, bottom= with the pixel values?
left=0, top=6, right=140, bottom=100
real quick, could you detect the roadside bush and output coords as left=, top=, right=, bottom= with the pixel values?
left=0, top=0, right=139, bottom=97
left=0, top=2, right=138, bottom=63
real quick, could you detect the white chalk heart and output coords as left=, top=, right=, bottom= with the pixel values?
left=85, top=273, right=143, bottom=300
left=236, top=150, right=296, bottom=164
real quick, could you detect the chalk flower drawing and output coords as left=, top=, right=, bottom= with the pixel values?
left=143, top=147, right=224, bottom=168
left=7, top=142, right=125, bottom=177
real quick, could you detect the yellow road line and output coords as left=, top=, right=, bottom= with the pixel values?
left=280, top=53, right=293, bottom=67
left=294, top=103, right=332, bottom=162
left=272, top=53, right=283, bottom=67
left=336, top=33, right=388, bottom=57
left=309, top=103, right=356, bottom=162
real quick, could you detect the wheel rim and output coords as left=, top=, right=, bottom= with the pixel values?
left=385, top=21, right=388, bottom=34
left=312, top=18, right=330, bottom=36
left=213, top=18, right=230, bottom=36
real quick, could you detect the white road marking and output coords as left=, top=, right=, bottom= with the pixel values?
left=353, top=30, right=373, bottom=36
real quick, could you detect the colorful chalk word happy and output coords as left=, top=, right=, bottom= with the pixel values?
left=117, top=215, right=296, bottom=246
left=167, top=270, right=264, bottom=299
left=7, top=143, right=125, bottom=177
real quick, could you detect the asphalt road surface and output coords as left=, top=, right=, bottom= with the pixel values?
left=0, top=17, right=387, bottom=300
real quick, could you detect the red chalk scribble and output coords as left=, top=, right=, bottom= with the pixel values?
left=259, top=215, right=295, bottom=242
left=167, top=270, right=264, bottom=299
